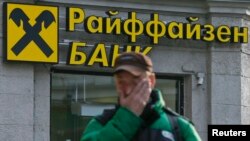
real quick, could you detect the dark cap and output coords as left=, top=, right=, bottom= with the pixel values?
left=114, top=52, right=153, bottom=76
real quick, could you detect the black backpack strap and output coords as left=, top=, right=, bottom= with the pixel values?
left=95, top=108, right=117, bottom=125
left=163, top=108, right=183, bottom=141
left=167, top=113, right=182, bottom=141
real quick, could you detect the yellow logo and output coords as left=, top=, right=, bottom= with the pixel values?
left=4, top=3, right=58, bottom=63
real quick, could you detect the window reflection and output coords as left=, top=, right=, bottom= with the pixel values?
left=51, top=73, right=182, bottom=141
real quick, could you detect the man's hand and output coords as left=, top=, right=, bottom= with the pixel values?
left=119, top=79, right=152, bottom=116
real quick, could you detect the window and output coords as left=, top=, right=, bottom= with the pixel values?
left=50, top=72, right=183, bottom=141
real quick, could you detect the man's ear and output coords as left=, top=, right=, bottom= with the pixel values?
left=149, top=73, right=156, bottom=88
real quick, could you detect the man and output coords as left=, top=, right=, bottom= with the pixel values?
left=81, top=52, right=202, bottom=141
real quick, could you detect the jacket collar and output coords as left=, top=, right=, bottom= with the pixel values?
left=139, top=89, right=165, bottom=126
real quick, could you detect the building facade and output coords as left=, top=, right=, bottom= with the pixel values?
left=0, top=0, right=250, bottom=141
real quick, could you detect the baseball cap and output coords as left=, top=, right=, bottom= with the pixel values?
left=114, top=52, right=153, bottom=76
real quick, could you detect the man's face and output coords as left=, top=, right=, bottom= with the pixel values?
left=114, top=70, right=154, bottom=97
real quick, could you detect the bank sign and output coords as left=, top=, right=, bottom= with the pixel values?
left=3, top=3, right=58, bottom=63
left=3, top=2, right=249, bottom=65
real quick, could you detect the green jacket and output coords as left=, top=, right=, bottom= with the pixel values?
left=81, top=89, right=202, bottom=141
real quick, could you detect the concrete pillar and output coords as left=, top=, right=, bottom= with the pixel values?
left=34, top=64, right=51, bottom=141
